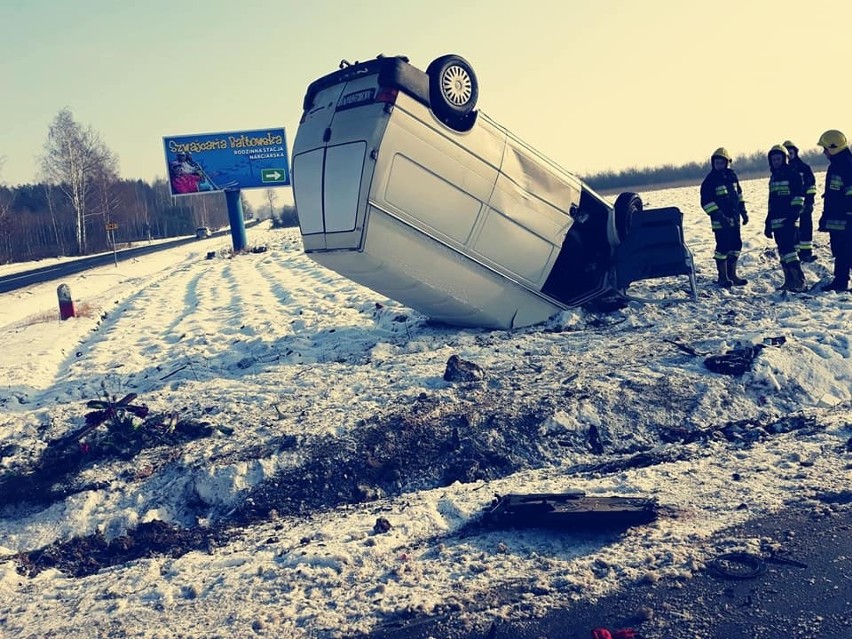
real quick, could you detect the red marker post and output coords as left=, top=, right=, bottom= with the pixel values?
left=57, top=284, right=76, bottom=320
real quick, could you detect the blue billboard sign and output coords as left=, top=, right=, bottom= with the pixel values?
left=163, top=127, right=290, bottom=197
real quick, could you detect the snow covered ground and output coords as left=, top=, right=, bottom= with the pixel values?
left=0, top=176, right=849, bottom=639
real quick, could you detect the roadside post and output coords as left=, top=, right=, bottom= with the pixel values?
left=57, top=284, right=76, bottom=320
left=106, top=222, right=118, bottom=266
left=162, top=127, right=290, bottom=253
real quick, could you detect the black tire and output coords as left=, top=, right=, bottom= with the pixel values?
left=614, top=192, right=642, bottom=242
left=426, top=54, right=478, bottom=128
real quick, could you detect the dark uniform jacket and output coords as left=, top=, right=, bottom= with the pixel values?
left=766, top=163, right=804, bottom=230
left=788, top=155, right=817, bottom=209
left=701, top=168, right=746, bottom=230
left=821, top=147, right=852, bottom=232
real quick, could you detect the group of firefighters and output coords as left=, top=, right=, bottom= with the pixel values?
left=700, top=129, right=852, bottom=293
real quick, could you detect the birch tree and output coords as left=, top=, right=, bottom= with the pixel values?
left=40, top=108, right=118, bottom=255
left=264, top=187, right=278, bottom=220
left=91, top=149, right=121, bottom=247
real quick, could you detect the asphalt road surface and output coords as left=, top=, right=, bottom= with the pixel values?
left=0, top=233, right=228, bottom=294
left=362, top=503, right=852, bottom=639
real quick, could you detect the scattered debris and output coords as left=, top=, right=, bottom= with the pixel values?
left=708, top=549, right=807, bottom=580
left=704, top=345, right=764, bottom=376
left=708, top=551, right=766, bottom=579
left=482, top=492, right=658, bottom=530
left=443, top=354, right=485, bottom=383
left=47, top=392, right=149, bottom=453
left=0, top=391, right=220, bottom=511
left=15, top=520, right=229, bottom=578
left=373, top=517, right=392, bottom=534
left=84, top=392, right=149, bottom=430
left=704, top=337, right=788, bottom=376
left=588, top=424, right=605, bottom=454
left=236, top=357, right=254, bottom=369
left=160, top=364, right=189, bottom=381
left=663, top=338, right=710, bottom=357
left=591, top=627, right=641, bottom=639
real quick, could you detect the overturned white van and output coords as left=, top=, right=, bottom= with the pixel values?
left=291, top=54, right=695, bottom=329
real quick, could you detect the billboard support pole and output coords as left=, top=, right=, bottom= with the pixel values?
left=225, top=189, right=248, bottom=252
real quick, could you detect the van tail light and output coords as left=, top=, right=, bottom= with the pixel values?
left=375, top=87, right=398, bottom=104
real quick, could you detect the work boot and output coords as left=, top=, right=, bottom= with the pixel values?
left=787, top=261, right=806, bottom=292
left=715, top=259, right=732, bottom=288
left=822, top=261, right=850, bottom=291
left=822, top=278, right=849, bottom=291
left=798, top=249, right=817, bottom=263
left=726, top=255, right=748, bottom=286
left=776, top=263, right=793, bottom=291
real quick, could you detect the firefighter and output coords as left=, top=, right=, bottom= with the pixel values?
left=764, top=144, right=806, bottom=292
left=783, top=140, right=818, bottom=261
left=700, top=147, right=749, bottom=287
left=816, top=129, right=852, bottom=292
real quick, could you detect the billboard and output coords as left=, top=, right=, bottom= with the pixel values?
left=163, top=127, right=290, bottom=197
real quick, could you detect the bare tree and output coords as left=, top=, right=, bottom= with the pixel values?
left=264, top=187, right=278, bottom=220
left=91, top=148, right=122, bottom=247
left=240, top=192, right=254, bottom=220
left=40, top=108, right=118, bottom=255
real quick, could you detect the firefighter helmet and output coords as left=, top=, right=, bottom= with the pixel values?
left=782, top=140, right=798, bottom=152
left=817, top=130, right=848, bottom=155
left=711, top=147, right=731, bottom=169
left=711, top=147, right=732, bottom=162
left=768, top=144, right=788, bottom=158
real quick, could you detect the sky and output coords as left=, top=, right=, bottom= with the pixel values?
left=2, top=0, right=851, bottom=203
left=0, top=178, right=850, bottom=638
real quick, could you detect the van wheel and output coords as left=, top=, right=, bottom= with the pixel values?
left=614, top=192, right=642, bottom=242
left=427, top=55, right=478, bottom=128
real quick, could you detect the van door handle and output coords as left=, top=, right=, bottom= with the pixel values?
left=323, top=128, right=331, bottom=143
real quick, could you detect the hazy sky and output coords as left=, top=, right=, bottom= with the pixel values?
left=1, top=0, right=850, bottom=199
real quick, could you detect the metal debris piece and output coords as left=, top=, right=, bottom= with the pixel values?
left=708, top=552, right=767, bottom=579
left=704, top=345, right=764, bottom=376
left=483, top=491, right=658, bottom=530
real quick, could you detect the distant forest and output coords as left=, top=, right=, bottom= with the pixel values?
left=0, top=108, right=829, bottom=266
left=0, top=109, right=301, bottom=266
left=583, top=148, right=828, bottom=194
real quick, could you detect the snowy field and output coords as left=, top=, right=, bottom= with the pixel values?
left=0, top=175, right=850, bottom=639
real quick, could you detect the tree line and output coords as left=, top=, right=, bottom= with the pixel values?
left=0, top=107, right=830, bottom=266
left=0, top=109, right=255, bottom=265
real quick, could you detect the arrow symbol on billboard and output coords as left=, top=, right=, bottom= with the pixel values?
left=268, top=171, right=282, bottom=180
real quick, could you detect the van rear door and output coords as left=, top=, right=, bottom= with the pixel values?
left=293, top=66, right=396, bottom=251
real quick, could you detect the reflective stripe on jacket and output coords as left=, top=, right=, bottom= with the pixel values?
left=821, top=148, right=852, bottom=232
left=766, top=164, right=804, bottom=229
left=789, top=156, right=817, bottom=207
left=700, top=168, right=745, bottom=229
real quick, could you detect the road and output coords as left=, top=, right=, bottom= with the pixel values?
left=0, top=226, right=240, bottom=294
